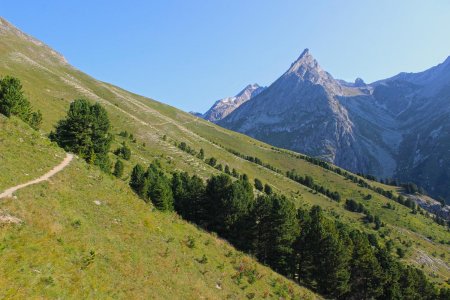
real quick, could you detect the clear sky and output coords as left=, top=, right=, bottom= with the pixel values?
left=2, top=1, right=450, bottom=112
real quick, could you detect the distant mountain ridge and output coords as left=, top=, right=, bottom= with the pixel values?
left=202, top=83, right=266, bottom=122
left=216, top=49, right=450, bottom=203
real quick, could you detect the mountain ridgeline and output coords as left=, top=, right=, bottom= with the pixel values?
left=202, top=83, right=266, bottom=122
left=214, top=49, right=450, bottom=204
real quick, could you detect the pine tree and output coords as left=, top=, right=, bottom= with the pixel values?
left=113, top=159, right=124, bottom=178
left=206, top=157, right=217, bottom=167
left=172, top=172, right=206, bottom=222
left=244, top=194, right=298, bottom=276
left=148, top=175, right=173, bottom=211
left=264, top=184, right=273, bottom=195
left=145, top=161, right=174, bottom=211
left=295, top=206, right=351, bottom=297
left=0, top=75, right=32, bottom=119
left=197, top=148, right=205, bottom=160
left=115, top=142, right=131, bottom=160
left=0, top=76, right=41, bottom=128
left=374, top=215, right=382, bottom=230
left=29, top=110, right=42, bottom=130
left=130, top=164, right=145, bottom=195
left=376, top=248, right=402, bottom=299
left=254, top=178, right=263, bottom=191
left=51, top=99, right=112, bottom=171
left=204, top=174, right=252, bottom=238
left=224, top=165, right=231, bottom=174
left=348, top=231, right=384, bottom=299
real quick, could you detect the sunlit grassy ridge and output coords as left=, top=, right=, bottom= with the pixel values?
left=0, top=17, right=448, bottom=288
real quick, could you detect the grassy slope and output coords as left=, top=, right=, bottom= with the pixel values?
left=0, top=116, right=64, bottom=190
left=0, top=17, right=448, bottom=287
left=0, top=117, right=318, bottom=299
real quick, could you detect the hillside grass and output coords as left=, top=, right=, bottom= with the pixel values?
left=0, top=116, right=64, bottom=190
left=0, top=118, right=318, bottom=299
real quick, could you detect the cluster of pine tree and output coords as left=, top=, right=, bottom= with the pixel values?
left=253, top=178, right=273, bottom=195
left=226, top=148, right=283, bottom=174
left=130, top=161, right=174, bottom=211
left=128, top=163, right=447, bottom=299
left=0, top=75, right=42, bottom=129
left=345, top=199, right=383, bottom=229
left=114, top=142, right=131, bottom=160
left=50, top=99, right=113, bottom=172
left=287, top=169, right=341, bottom=201
left=276, top=146, right=450, bottom=228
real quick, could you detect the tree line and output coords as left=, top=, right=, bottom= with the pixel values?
left=286, top=169, right=341, bottom=202
left=273, top=146, right=450, bottom=228
left=129, top=161, right=448, bottom=299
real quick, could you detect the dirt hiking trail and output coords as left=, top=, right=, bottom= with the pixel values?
left=0, top=153, right=74, bottom=199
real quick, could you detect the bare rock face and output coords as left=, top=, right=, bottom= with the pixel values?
left=202, top=83, right=266, bottom=122
left=218, top=49, right=450, bottom=204
left=219, top=49, right=392, bottom=176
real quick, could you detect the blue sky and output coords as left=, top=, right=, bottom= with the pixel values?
left=2, top=1, right=450, bottom=112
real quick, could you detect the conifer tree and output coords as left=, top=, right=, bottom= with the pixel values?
left=254, top=178, right=263, bottom=191
left=172, top=172, right=206, bottom=222
left=0, top=75, right=32, bottom=119
left=115, top=142, right=131, bottom=160
left=51, top=99, right=112, bottom=172
left=224, top=165, right=231, bottom=174
left=204, top=175, right=253, bottom=237
left=295, top=206, right=350, bottom=297
left=145, top=161, right=174, bottom=211
left=130, top=164, right=145, bottom=196
left=264, top=184, right=273, bottom=195
left=0, top=76, right=41, bottom=129
left=148, top=175, right=173, bottom=211
left=113, top=159, right=124, bottom=178
left=244, top=194, right=298, bottom=276
left=348, top=231, right=384, bottom=299
left=197, top=148, right=204, bottom=159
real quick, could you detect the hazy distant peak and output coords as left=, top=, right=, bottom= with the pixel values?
left=354, top=77, right=366, bottom=87
left=235, top=83, right=262, bottom=97
left=202, top=83, right=266, bottom=122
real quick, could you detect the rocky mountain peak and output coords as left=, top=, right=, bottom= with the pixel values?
left=236, top=83, right=262, bottom=97
left=284, top=48, right=342, bottom=95
left=287, top=48, right=320, bottom=74
left=202, top=83, right=266, bottom=122
left=354, top=77, right=366, bottom=87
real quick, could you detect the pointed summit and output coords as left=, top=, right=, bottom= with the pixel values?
left=283, top=48, right=341, bottom=94
left=287, top=48, right=319, bottom=74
